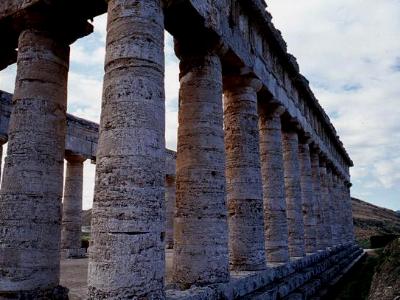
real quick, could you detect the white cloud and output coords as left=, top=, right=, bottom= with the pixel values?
left=268, top=0, right=400, bottom=208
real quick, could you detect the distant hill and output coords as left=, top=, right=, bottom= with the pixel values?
left=352, top=197, right=400, bottom=245
left=82, top=197, right=400, bottom=246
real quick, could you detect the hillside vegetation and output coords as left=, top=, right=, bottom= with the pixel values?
left=82, top=197, right=400, bottom=247
left=352, top=197, right=400, bottom=246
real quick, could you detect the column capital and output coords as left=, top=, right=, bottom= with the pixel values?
left=174, top=37, right=228, bottom=62
left=282, top=115, right=302, bottom=133
left=65, top=152, right=87, bottom=164
left=299, top=134, right=312, bottom=145
left=0, top=135, right=7, bottom=145
left=223, top=75, right=262, bottom=93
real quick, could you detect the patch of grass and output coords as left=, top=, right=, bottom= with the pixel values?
left=81, top=233, right=91, bottom=242
left=357, top=238, right=371, bottom=249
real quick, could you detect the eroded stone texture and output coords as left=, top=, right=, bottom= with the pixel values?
left=331, top=174, right=342, bottom=245
left=88, top=0, right=166, bottom=298
left=165, top=175, right=176, bottom=249
left=173, top=52, right=229, bottom=287
left=298, top=140, right=317, bottom=253
left=319, top=159, right=333, bottom=248
left=259, top=105, right=289, bottom=263
left=310, top=149, right=325, bottom=251
left=0, top=29, right=69, bottom=295
left=344, top=183, right=355, bottom=243
left=61, top=154, right=86, bottom=258
left=224, top=76, right=266, bottom=271
left=327, top=167, right=342, bottom=246
left=282, top=128, right=306, bottom=258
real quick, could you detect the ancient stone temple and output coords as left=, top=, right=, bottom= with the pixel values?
left=0, top=1, right=362, bottom=299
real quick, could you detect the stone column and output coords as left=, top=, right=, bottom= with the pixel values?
left=310, top=148, right=325, bottom=250
left=173, top=50, right=229, bottom=287
left=88, top=0, right=166, bottom=298
left=298, top=139, right=317, bottom=253
left=333, top=174, right=344, bottom=245
left=165, top=175, right=176, bottom=249
left=61, top=154, right=86, bottom=258
left=282, top=127, right=306, bottom=258
left=0, top=29, right=69, bottom=297
left=319, top=159, right=333, bottom=248
left=259, top=105, right=290, bottom=264
left=224, top=76, right=266, bottom=271
left=344, top=182, right=355, bottom=243
left=326, top=167, right=337, bottom=245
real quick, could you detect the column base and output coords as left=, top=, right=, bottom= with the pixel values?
left=0, top=286, right=68, bottom=300
left=61, top=248, right=87, bottom=259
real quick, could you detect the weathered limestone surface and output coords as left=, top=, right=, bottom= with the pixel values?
left=319, top=160, right=333, bottom=248
left=344, top=183, right=355, bottom=243
left=326, top=168, right=337, bottom=245
left=224, top=76, right=266, bottom=271
left=331, top=174, right=342, bottom=245
left=258, top=105, right=289, bottom=263
left=0, top=29, right=69, bottom=295
left=282, top=128, right=306, bottom=258
left=61, top=154, right=86, bottom=258
left=88, top=0, right=166, bottom=298
left=165, top=175, right=176, bottom=249
left=310, top=150, right=325, bottom=251
left=173, top=0, right=353, bottom=182
left=0, top=91, right=98, bottom=160
left=298, top=140, right=317, bottom=253
left=173, top=52, right=229, bottom=287
left=166, top=244, right=364, bottom=300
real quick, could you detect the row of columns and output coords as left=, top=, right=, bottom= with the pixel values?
left=0, top=0, right=355, bottom=298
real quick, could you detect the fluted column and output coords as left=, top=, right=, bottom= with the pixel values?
left=173, top=49, right=229, bottom=287
left=298, top=139, right=317, bottom=253
left=326, top=167, right=338, bottom=245
left=224, top=76, right=266, bottom=271
left=282, top=127, right=306, bottom=258
left=0, top=30, right=69, bottom=296
left=344, top=182, right=355, bottom=243
left=319, top=159, right=333, bottom=248
left=310, top=149, right=325, bottom=250
left=333, top=174, right=344, bottom=245
left=259, top=105, right=289, bottom=263
left=165, top=175, right=176, bottom=249
left=61, top=154, right=86, bottom=258
left=88, top=0, right=166, bottom=298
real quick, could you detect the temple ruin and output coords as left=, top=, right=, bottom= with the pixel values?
left=0, top=0, right=363, bottom=299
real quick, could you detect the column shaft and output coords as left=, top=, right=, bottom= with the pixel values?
left=326, top=168, right=337, bottom=245
left=224, top=77, right=266, bottom=271
left=165, top=175, right=176, bottom=249
left=310, top=150, right=325, bottom=250
left=319, top=160, right=333, bottom=248
left=88, top=0, right=166, bottom=298
left=332, top=174, right=343, bottom=245
left=0, top=30, right=69, bottom=294
left=61, top=156, right=86, bottom=258
left=298, top=141, right=317, bottom=253
left=344, top=183, right=355, bottom=243
left=259, top=107, right=289, bottom=263
left=173, top=53, right=229, bottom=287
left=282, top=129, right=306, bottom=258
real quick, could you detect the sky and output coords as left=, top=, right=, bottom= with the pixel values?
left=0, top=0, right=399, bottom=211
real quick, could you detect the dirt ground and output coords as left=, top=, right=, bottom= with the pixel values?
left=60, top=250, right=174, bottom=299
